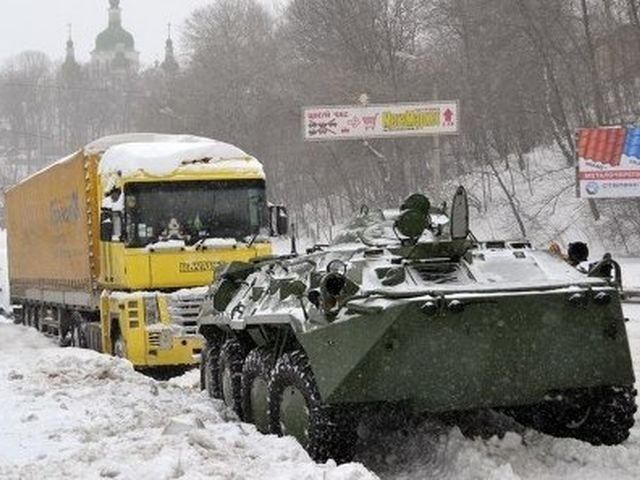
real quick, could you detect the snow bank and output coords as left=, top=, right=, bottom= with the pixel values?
left=0, top=322, right=374, bottom=480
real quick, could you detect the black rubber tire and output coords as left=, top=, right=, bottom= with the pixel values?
left=201, top=338, right=223, bottom=399
left=218, top=338, right=247, bottom=417
left=242, top=347, right=276, bottom=433
left=512, top=386, right=637, bottom=446
left=70, top=312, right=88, bottom=349
left=199, top=346, right=208, bottom=391
left=268, top=350, right=358, bottom=464
left=24, top=305, right=32, bottom=327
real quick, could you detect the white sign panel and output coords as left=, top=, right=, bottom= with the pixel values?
left=577, top=127, right=640, bottom=199
left=303, top=101, right=459, bottom=141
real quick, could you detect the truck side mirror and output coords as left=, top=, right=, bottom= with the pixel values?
left=100, top=210, right=114, bottom=242
left=276, top=206, right=289, bottom=236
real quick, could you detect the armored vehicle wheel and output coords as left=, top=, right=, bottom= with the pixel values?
left=242, top=347, right=275, bottom=433
left=513, top=386, right=637, bottom=445
left=201, top=339, right=223, bottom=399
left=218, top=338, right=247, bottom=417
left=268, top=350, right=358, bottom=464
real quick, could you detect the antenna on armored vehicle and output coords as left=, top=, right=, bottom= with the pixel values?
left=450, top=186, right=470, bottom=240
left=290, top=223, right=298, bottom=255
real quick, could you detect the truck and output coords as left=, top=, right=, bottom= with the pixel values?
left=197, top=188, right=636, bottom=463
left=6, top=133, right=287, bottom=371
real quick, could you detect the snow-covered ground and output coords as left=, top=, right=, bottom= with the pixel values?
left=0, top=318, right=374, bottom=480
left=1, top=305, right=638, bottom=480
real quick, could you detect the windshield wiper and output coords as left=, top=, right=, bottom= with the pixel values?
left=247, top=231, right=260, bottom=249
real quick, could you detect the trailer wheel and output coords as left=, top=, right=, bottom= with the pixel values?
left=268, top=350, right=358, bottom=464
left=201, top=338, right=223, bottom=399
left=242, top=347, right=275, bottom=433
left=218, top=338, right=247, bottom=418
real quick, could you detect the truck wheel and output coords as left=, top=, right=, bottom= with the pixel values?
left=114, top=334, right=127, bottom=359
left=268, top=350, right=358, bottom=464
left=513, top=386, right=637, bottom=445
left=218, top=338, right=247, bottom=417
left=70, top=312, right=88, bottom=348
left=24, top=306, right=32, bottom=327
left=242, top=347, right=275, bottom=433
left=201, top=339, right=223, bottom=399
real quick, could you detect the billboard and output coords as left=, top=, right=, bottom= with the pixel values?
left=303, top=101, right=459, bottom=141
left=577, top=127, right=640, bottom=199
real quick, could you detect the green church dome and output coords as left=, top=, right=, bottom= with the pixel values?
left=94, top=0, right=135, bottom=52
left=95, top=25, right=135, bottom=51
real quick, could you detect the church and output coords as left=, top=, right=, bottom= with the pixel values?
left=64, top=0, right=178, bottom=77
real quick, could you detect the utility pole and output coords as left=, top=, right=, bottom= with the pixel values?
left=433, top=83, right=442, bottom=186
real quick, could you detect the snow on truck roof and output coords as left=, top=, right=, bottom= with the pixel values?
left=84, top=133, right=217, bottom=154
left=90, top=133, right=264, bottom=178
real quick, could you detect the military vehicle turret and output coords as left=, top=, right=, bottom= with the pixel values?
left=197, top=187, right=636, bottom=463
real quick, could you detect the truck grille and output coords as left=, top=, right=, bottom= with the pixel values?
left=166, top=290, right=207, bottom=335
left=148, top=331, right=162, bottom=347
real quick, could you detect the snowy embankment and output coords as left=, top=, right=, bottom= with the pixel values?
left=450, top=146, right=640, bottom=255
left=0, top=319, right=373, bottom=480
left=1, top=306, right=639, bottom=480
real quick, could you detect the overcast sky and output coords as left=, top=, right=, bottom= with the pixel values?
left=0, top=0, right=286, bottom=67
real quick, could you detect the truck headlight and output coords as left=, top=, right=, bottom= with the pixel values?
left=144, top=297, right=160, bottom=325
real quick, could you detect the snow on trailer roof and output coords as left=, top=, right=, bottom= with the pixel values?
left=8, top=134, right=264, bottom=191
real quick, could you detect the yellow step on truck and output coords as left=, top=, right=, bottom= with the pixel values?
left=6, top=134, right=287, bottom=371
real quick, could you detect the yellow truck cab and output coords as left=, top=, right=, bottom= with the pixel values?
left=6, top=134, right=286, bottom=371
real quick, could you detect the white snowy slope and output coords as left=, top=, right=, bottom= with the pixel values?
left=0, top=322, right=374, bottom=480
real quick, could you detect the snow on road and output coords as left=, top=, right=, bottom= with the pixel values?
left=2, top=308, right=639, bottom=480
left=0, top=318, right=373, bottom=480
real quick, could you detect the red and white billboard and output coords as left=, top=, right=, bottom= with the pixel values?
left=303, top=102, right=459, bottom=141
left=577, top=127, right=640, bottom=198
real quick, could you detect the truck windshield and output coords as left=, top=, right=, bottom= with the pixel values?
left=124, top=180, right=267, bottom=248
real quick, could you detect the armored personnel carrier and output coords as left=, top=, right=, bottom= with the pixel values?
left=197, top=187, right=636, bottom=463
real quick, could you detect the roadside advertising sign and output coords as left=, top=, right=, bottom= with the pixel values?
left=577, top=127, right=640, bottom=198
left=303, top=101, right=459, bottom=141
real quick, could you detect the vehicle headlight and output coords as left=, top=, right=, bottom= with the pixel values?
left=144, top=297, right=160, bottom=324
